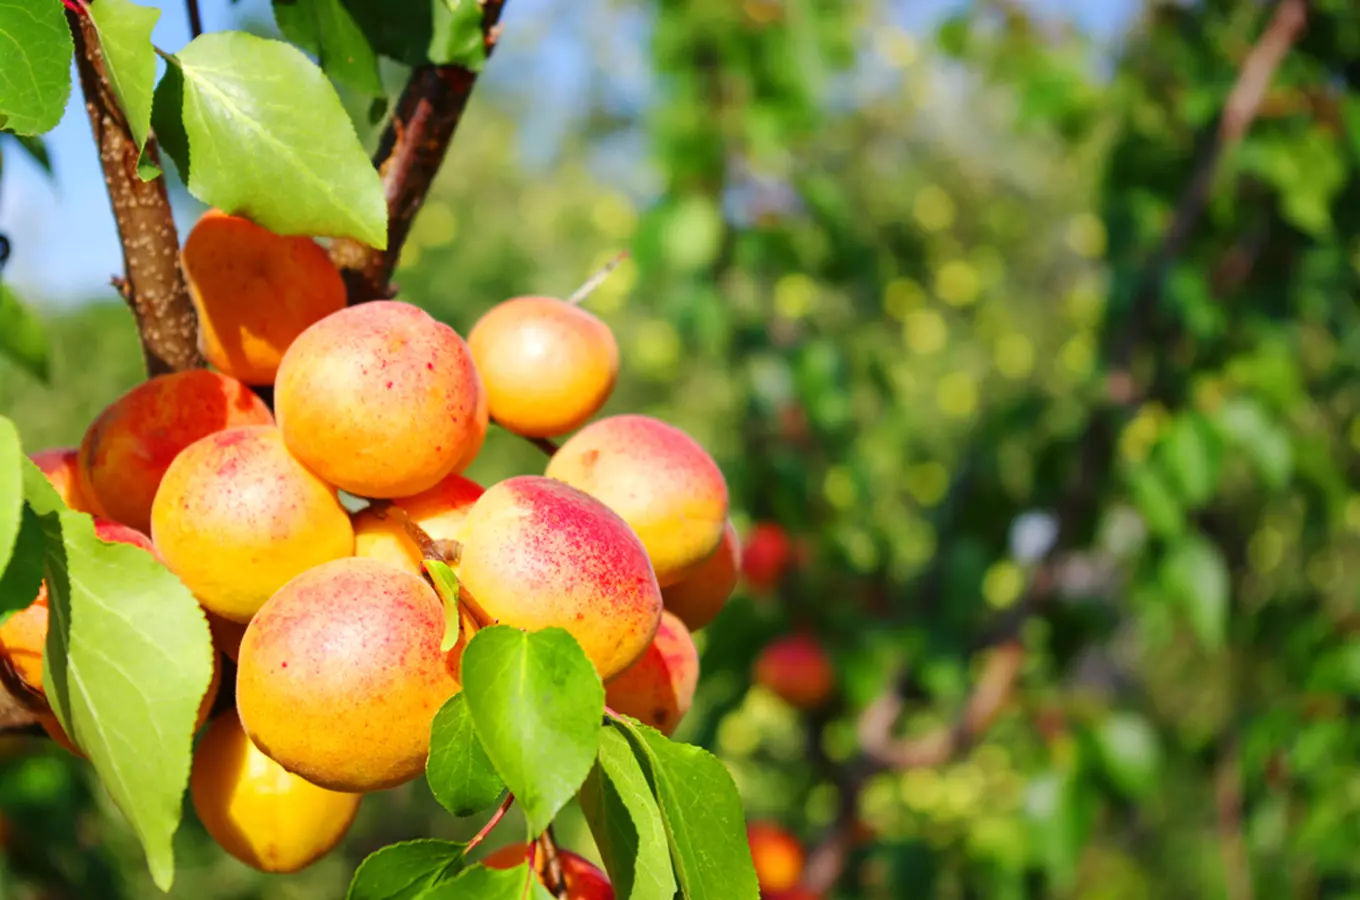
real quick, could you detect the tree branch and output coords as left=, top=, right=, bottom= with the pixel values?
left=331, top=1, right=509, bottom=304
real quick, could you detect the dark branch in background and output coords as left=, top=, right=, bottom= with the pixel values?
left=184, top=0, right=203, bottom=40
left=331, top=1, right=509, bottom=304
left=68, top=9, right=203, bottom=376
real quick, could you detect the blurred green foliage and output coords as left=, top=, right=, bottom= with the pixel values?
left=2, top=0, right=1359, bottom=898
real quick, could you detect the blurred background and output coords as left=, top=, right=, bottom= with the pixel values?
left=2, top=0, right=1358, bottom=897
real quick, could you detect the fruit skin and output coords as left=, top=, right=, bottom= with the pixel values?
left=190, top=714, right=361, bottom=873
left=604, top=611, right=699, bottom=737
left=742, top=522, right=794, bottom=593
left=236, top=557, right=461, bottom=793
left=77, top=370, right=274, bottom=533
left=484, top=842, right=614, bottom=899
left=274, top=300, right=487, bottom=498
left=468, top=296, right=619, bottom=438
left=662, top=520, right=740, bottom=631
left=457, top=476, right=663, bottom=681
left=353, top=473, right=484, bottom=576
left=151, top=426, right=355, bottom=623
left=746, top=822, right=805, bottom=894
left=29, top=447, right=94, bottom=512
left=753, top=635, right=835, bottom=710
left=182, top=210, right=347, bottom=385
left=545, top=415, right=728, bottom=587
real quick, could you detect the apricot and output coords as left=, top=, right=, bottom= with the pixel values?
left=456, top=476, right=662, bottom=681
left=753, top=635, right=835, bottom=710
left=28, top=447, right=93, bottom=512
left=352, top=472, right=484, bottom=576
left=468, top=296, right=619, bottom=438
left=662, top=520, right=739, bottom=631
left=604, top=611, right=698, bottom=737
left=206, top=611, right=248, bottom=662
left=274, top=301, right=487, bottom=498
left=545, top=415, right=728, bottom=587
left=746, top=822, right=804, bottom=894
left=190, top=714, right=360, bottom=873
left=484, top=842, right=614, bottom=899
left=181, top=210, right=347, bottom=385
left=77, top=370, right=274, bottom=533
left=151, top=426, right=354, bottom=623
left=235, top=557, right=460, bottom=792
left=743, top=522, right=794, bottom=592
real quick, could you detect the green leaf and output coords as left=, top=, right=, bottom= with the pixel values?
left=460, top=625, right=604, bottom=836
left=1092, top=712, right=1160, bottom=800
left=1214, top=397, right=1292, bottom=490
left=0, top=417, right=21, bottom=575
left=172, top=31, right=387, bottom=247
left=20, top=455, right=63, bottom=516
left=0, top=0, right=73, bottom=135
left=40, top=509, right=215, bottom=891
left=1023, top=768, right=1094, bottom=889
left=429, top=0, right=486, bottom=70
left=335, top=0, right=433, bottom=67
left=424, top=559, right=460, bottom=652
left=1160, top=534, right=1229, bottom=651
left=426, top=693, right=506, bottom=818
left=613, top=717, right=759, bottom=900
left=579, top=726, right=677, bottom=900
left=0, top=506, right=46, bottom=626
left=1124, top=464, right=1183, bottom=538
left=1157, top=413, right=1219, bottom=508
left=424, top=863, right=553, bottom=900
left=150, top=64, right=189, bottom=182
left=347, top=839, right=466, bottom=900
left=273, top=0, right=383, bottom=95
left=86, top=0, right=160, bottom=150
left=0, top=284, right=51, bottom=382
left=10, top=134, right=53, bottom=176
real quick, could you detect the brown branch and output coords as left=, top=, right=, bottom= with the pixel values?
left=1215, top=738, right=1254, bottom=900
left=535, top=827, right=568, bottom=899
left=331, top=1, right=509, bottom=304
left=184, top=0, right=202, bottom=39
left=68, top=9, right=203, bottom=376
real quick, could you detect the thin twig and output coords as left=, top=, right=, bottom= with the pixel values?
left=184, top=0, right=203, bottom=40
left=566, top=249, right=630, bottom=306
left=536, top=827, right=568, bottom=899
left=365, top=500, right=494, bottom=627
left=466, top=794, right=515, bottom=853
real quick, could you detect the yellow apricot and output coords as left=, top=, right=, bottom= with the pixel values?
left=190, top=714, right=361, bottom=873
left=352, top=473, right=485, bottom=576
left=468, top=296, right=619, bottom=438
left=662, top=520, right=740, bottom=631
left=151, top=426, right=354, bottom=623
left=605, top=611, right=699, bottom=736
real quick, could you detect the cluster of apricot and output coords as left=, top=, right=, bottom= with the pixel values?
left=0, top=212, right=744, bottom=888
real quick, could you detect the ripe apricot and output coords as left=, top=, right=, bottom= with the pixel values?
left=753, top=635, right=835, bottom=710
left=236, top=557, right=461, bottom=792
left=151, top=426, right=354, bottom=623
left=77, top=370, right=273, bottom=533
left=181, top=211, right=347, bottom=385
left=29, top=447, right=93, bottom=512
left=457, top=476, right=662, bottom=681
left=484, top=842, right=614, bottom=899
left=662, top=520, right=740, bottom=631
left=352, top=473, right=484, bottom=576
left=743, top=522, right=794, bottom=592
left=545, top=415, right=728, bottom=587
left=190, top=714, right=361, bottom=873
left=604, top=611, right=698, bottom=737
left=468, top=296, right=619, bottom=438
left=747, top=822, right=804, bottom=894
left=274, top=301, right=487, bottom=498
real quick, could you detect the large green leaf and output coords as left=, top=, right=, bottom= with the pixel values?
left=0, top=0, right=73, bottom=134
left=426, top=693, right=506, bottom=817
left=86, top=0, right=159, bottom=151
left=0, top=284, right=51, bottom=382
left=0, top=416, right=21, bottom=575
left=579, top=726, right=677, bottom=900
left=170, top=31, right=387, bottom=247
left=39, top=509, right=215, bottom=891
left=424, top=863, right=554, bottom=900
left=613, top=717, right=759, bottom=900
left=459, top=626, right=604, bottom=836
left=1160, top=534, right=1229, bottom=651
left=0, top=506, right=46, bottom=626
left=273, top=0, right=383, bottom=94
left=347, top=839, right=466, bottom=900
left=336, top=0, right=433, bottom=67
left=150, top=64, right=190, bottom=182
left=428, top=0, right=486, bottom=70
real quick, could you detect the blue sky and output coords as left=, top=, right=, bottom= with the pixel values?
left=0, top=0, right=1137, bottom=308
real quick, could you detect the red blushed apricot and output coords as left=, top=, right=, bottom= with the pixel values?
left=457, top=476, right=662, bottom=681
left=662, top=520, right=740, bottom=631
left=151, top=426, right=355, bottom=623
left=484, top=843, right=614, bottom=899
left=182, top=211, right=347, bottom=385
left=235, top=558, right=461, bottom=793
left=29, top=447, right=94, bottom=512
left=604, top=611, right=698, bottom=737
left=742, top=522, right=794, bottom=592
left=468, top=296, right=619, bottom=438
left=545, top=415, right=728, bottom=587
left=747, top=822, right=805, bottom=894
left=352, top=473, right=485, bottom=576
left=77, top=370, right=274, bottom=533
left=274, top=301, right=488, bottom=498
left=753, top=635, right=836, bottom=710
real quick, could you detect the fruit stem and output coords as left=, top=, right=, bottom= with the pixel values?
left=536, top=826, right=568, bottom=899
left=365, top=500, right=496, bottom=628
left=526, top=435, right=560, bottom=457
left=466, top=793, right=515, bottom=853
left=566, top=248, right=630, bottom=306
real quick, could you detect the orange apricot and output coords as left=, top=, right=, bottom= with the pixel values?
left=190, top=714, right=361, bottom=873
left=28, top=447, right=93, bottom=512
left=77, top=370, right=274, bottom=533
left=604, top=611, right=698, bottom=737
left=753, top=635, right=835, bottom=710
left=182, top=211, right=346, bottom=385
left=484, top=842, right=614, bottom=899
left=352, top=473, right=484, bottom=576
left=206, top=611, right=248, bottom=663
left=274, top=301, right=487, bottom=498
left=151, top=426, right=355, bottom=623
left=545, top=415, right=728, bottom=587
left=662, top=520, right=740, bottom=631
left=456, top=476, right=662, bottom=681
left=235, top=557, right=461, bottom=792
left=746, top=822, right=804, bottom=894
left=468, top=296, right=619, bottom=438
